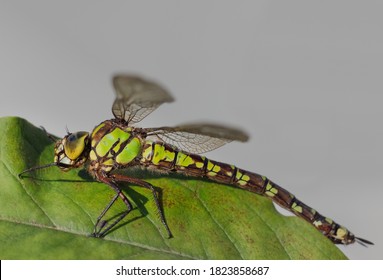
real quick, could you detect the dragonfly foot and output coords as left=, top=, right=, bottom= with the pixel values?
left=91, top=220, right=108, bottom=238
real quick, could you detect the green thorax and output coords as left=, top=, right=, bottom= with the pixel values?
left=89, top=120, right=143, bottom=173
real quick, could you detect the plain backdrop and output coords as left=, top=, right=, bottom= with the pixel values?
left=0, top=1, right=382, bottom=260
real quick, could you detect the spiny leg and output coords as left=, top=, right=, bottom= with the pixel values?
left=91, top=175, right=133, bottom=238
left=112, top=174, right=173, bottom=238
left=92, top=191, right=132, bottom=238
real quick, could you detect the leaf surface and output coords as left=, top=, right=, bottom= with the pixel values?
left=0, top=117, right=347, bottom=259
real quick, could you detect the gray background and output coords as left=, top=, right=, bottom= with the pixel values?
left=1, top=1, right=382, bottom=259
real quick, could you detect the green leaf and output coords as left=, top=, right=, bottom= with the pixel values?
left=0, top=116, right=347, bottom=259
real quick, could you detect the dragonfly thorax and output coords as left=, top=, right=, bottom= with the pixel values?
left=54, top=131, right=90, bottom=171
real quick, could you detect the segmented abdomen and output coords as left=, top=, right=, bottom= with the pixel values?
left=140, top=140, right=356, bottom=244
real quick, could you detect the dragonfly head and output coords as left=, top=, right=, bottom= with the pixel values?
left=54, top=131, right=90, bottom=171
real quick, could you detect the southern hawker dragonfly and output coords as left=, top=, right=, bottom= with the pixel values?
left=19, top=75, right=372, bottom=246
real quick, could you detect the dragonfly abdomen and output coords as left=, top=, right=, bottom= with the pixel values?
left=140, top=140, right=357, bottom=244
left=140, top=140, right=266, bottom=192
left=264, top=180, right=356, bottom=244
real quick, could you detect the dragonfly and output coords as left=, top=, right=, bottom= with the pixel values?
left=19, top=75, right=372, bottom=246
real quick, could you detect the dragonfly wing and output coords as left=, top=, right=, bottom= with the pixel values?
left=112, top=75, right=174, bottom=124
left=145, top=123, right=249, bottom=154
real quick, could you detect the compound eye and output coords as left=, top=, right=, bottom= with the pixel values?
left=64, top=131, right=89, bottom=160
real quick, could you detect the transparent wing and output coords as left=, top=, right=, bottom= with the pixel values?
left=112, top=75, right=174, bottom=124
left=145, top=123, right=249, bottom=154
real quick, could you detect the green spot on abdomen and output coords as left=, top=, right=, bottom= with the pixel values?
left=313, top=220, right=323, bottom=227
left=291, top=202, right=303, bottom=213
left=141, top=141, right=153, bottom=161
left=195, top=160, right=204, bottom=169
left=207, top=161, right=221, bottom=176
left=234, top=169, right=250, bottom=185
left=152, top=144, right=165, bottom=164
left=336, top=227, right=347, bottom=239
left=207, top=161, right=221, bottom=173
left=176, top=152, right=195, bottom=168
left=150, top=143, right=176, bottom=165
left=236, top=170, right=243, bottom=180
left=265, top=181, right=278, bottom=197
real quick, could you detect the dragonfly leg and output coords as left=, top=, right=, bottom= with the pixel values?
left=91, top=175, right=133, bottom=238
left=112, top=174, right=173, bottom=238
